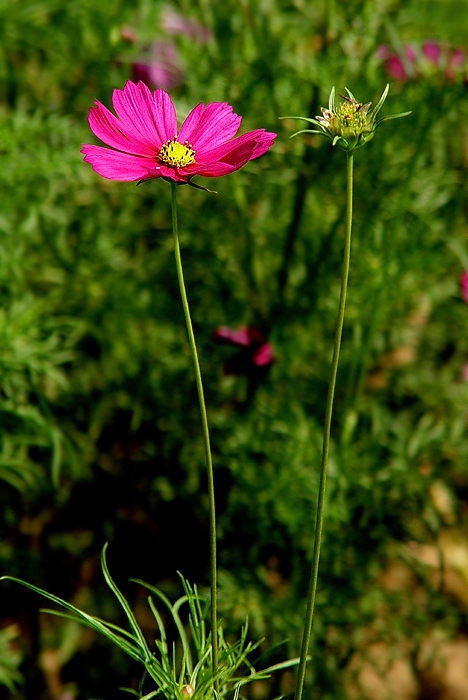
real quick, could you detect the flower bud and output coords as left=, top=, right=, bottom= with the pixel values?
left=285, top=85, right=411, bottom=152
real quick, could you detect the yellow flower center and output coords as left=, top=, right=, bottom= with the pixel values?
left=336, top=101, right=368, bottom=132
left=158, top=139, right=196, bottom=168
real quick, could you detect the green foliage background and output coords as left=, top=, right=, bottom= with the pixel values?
left=1, top=0, right=468, bottom=698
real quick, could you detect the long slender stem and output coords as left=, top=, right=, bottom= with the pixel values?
left=294, top=151, right=354, bottom=700
left=170, top=183, right=218, bottom=684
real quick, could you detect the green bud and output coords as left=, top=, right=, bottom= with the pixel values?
left=284, top=84, right=411, bottom=152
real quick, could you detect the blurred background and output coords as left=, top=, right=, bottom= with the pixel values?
left=1, top=0, right=468, bottom=698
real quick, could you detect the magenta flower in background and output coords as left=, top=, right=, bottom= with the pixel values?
left=384, top=54, right=410, bottom=81
left=378, top=40, right=467, bottom=83
left=252, top=341, right=275, bottom=368
left=214, top=327, right=254, bottom=346
left=422, top=40, right=441, bottom=65
left=460, top=271, right=468, bottom=303
left=82, top=81, right=276, bottom=184
left=133, top=41, right=184, bottom=91
left=377, top=44, right=417, bottom=81
left=161, top=8, right=212, bottom=43
left=213, top=326, right=275, bottom=376
left=447, top=48, right=466, bottom=80
left=119, top=26, right=138, bottom=43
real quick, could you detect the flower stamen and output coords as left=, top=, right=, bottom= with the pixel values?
left=158, top=138, right=196, bottom=168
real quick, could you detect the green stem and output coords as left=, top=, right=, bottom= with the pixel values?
left=294, top=151, right=354, bottom=700
left=170, top=183, right=218, bottom=685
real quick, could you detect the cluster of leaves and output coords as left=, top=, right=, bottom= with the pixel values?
left=1, top=0, right=468, bottom=698
left=2, top=546, right=298, bottom=700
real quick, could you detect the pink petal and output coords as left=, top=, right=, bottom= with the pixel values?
left=178, top=102, right=242, bottom=151
left=160, top=166, right=192, bottom=182
left=252, top=342, right=274, bottom=367
left=198, top=130, right=276, bottom=166
left=180, top=130, right=275, bottom=178
left=213, top=327, right=252, bottom=346
left=112, top=81, right=177, bottom=147
left=181, top=161, right=238, bottom=177
left=88, top=100, right=156, bottom=156
left=81, top=145, right=160, bottom=182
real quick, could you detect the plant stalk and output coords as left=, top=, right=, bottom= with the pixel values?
left=294, top=151, right=354, bottom=700
left=170, top=183, right=218, bottom=685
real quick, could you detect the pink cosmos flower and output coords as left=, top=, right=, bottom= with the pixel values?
left=213, top=326, right=275, bottom=376
left=81, top=81, right=276, bottom=184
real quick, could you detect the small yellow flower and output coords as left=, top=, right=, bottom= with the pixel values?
left=285, top=84, right=411, bottom=152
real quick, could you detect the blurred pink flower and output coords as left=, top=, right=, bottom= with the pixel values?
left=378, top=40, right=466, bottom=82
left=120, top=26, right=137, bottom=44
left=161, top=9, right=211, bottom=43
left=385, top=54, right=410, bottom=81
left=377, top=44, right=416, bottom=81
left=447, top=48, right=466, bottom=80
left=82, top=81, right=276, bottom=183
left=252, top=341, right=274, bottom=367
left=133, top=41, right=184, bottom=91
left=213, top=326, right=275, bottom=375
left=422, top=40, right=441, bottom=65
left=460, top=271, right=468, bottom=303
left=462, top=364, right=468, bottom=382
left=214, top=327, right=254, bottom=346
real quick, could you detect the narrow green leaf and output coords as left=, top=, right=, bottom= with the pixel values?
left=133, top=578, right=192, bottom=673
left=1, top=577, right=144, bottom=664
left=371, top=83, right=390, bottom=119
left=139, top=692, right=160, bottom=700
left=279, top=117, right=322, bottom=127
left=100, top=545, right=153, bottom=662
left=41, top=608, right=140, bottom=644
left=256, top=656, right=303, bottom=674
left=290, top=129, right=327, bottom=139
left=146, top=597, right=172, bottom=677
left=375, top=110, right=412, bottom=125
